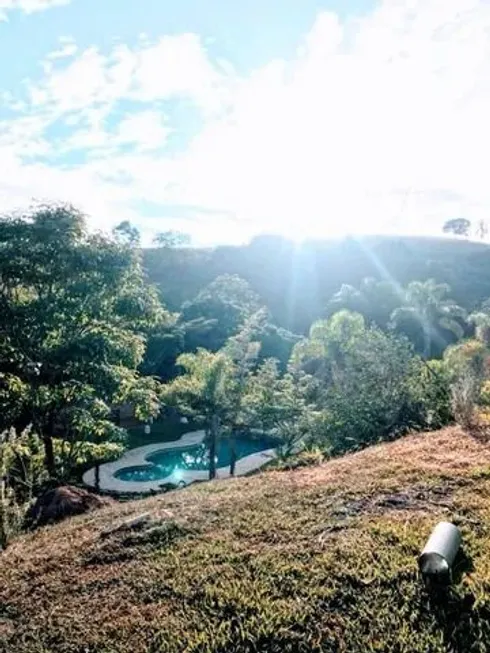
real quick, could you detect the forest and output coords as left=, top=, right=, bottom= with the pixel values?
left=2, top=205, right=490, bottom=546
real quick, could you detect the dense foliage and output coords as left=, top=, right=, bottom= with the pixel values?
left=4, top=204, right=490, bottom=551
left=144, top=234, right=490, bottom=332
left=0, top=206, right=162, bottom=482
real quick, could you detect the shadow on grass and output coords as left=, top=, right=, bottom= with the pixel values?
left=425, top=549, right=490, bottom=652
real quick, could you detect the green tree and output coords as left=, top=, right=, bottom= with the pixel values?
left=228, top=307, right=300, bottom=371
left=327, top=277, right=401, bottom=329
left=443, top=218, right=471, bottom=237
left=0, top=204, right=162, bottom=479
left=289, top=312, right=435, bottom=453
left=290, top=310, right=366, bottom=381
left=161, top=349, right=234, bottom=479
left=112, top=220, right=140, bottom=246
left=181, top=274, right=262, bottom=352
left=222, top=320, right=261, bottom=474
left=318, top=328, right=424, bottom=453
left=243, top=359, right=321, bottom=456
left=139, top=315, right=185, bottom=382
left=390, top=280, right=466, bottom=359
left=153, top=230, right=191, bottom=248
left=468, top=301, right=490, bottom=346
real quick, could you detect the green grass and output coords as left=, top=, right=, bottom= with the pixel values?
left=2, top=427, right=490, bottom=652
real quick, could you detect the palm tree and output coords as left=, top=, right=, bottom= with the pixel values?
left=390, top=280, right=466, bottom=359
left=161, top=349, right=232, bottom=479
left=327, top=277, right=401, bottom=329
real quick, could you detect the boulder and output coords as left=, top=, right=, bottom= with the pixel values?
left=25, top=485, right=111, bottom=529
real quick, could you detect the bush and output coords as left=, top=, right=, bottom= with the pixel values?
left=451, top=372, right=480, bottom=430
left=0, top=428, right=46, bottom=548
left=409, top=360, right=452, bottom=429
left=319, top=329, right=426, bottom=453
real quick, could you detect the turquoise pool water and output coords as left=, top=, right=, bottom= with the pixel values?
left=114, top=436, right=275, bottom=482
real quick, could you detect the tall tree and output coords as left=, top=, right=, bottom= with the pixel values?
left=475, top=220, right=489, bottom=241
left=0, top=205, right=162, bottom=478
left=243, top=359, right=320, bottom=456
left=327, top=277, right=402, bottom=330
left=390, top=280, right=466, bottom=359
left=468, top=300, right=490, bottom=346
left=153, top=230, right=191, bottom=248
left=290, top=310, right=366, bottom=381
left=442, top=218, right=471, bottom=237
left=161, top=349, right=234, bottom=479
left=181, top=274, right=262, bottom=352
left=112, top=220, right=141, bottom=246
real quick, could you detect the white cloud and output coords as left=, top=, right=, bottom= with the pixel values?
left=1, top=0, right=490, bottom=245
left=0, top=0, right=70, bottom=20
left=164, top=0, right=490, bottom=240
left=115, top=111, right=171, bottom=151
left=46, top=40, right=78, bottom=60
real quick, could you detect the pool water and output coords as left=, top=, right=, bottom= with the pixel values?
left=115, top=436, right=276, bottom=482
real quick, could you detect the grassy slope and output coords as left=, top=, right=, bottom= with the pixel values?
left=2, top=428, right=490, bottom=652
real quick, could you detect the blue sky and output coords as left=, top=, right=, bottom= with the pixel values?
left=0, top=0, right=488, bottom=245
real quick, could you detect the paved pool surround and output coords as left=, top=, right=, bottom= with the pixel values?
left=83, top=430, right=277, bottom=493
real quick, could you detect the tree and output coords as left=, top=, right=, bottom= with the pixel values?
left=468, top=300, right=490, bottom=346
left=443, top=218, right=471, bottom=237
left=475, top=220, right=489, bottom=241
left=112, top=220, right=140, bottom=246
left=181, top=274, right=262, bottom=352
left=390, top=280, right=466, bottom=359
left=226, top=307, right=300, bottom=371
left=153, top=230, right=191, bottom=248
left=243, top=360, right=321, bottom=456
left=161, top=349, right=234, bottom=479
left=326, top=277, right=402, bottom=329
left=290, top=310, right=366, bottom=381
left=0, top=204, right=162, bottom=479
left=139, top=319, right=185, bottom=382
left=319, top=327, right=425, bottom=453
left=221, top=320, right=261, bottom=474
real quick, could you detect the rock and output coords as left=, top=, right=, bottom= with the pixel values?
left=25, top=485, right=111, bottom=529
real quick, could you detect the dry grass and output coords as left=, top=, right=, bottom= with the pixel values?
left=2, top=427, right=490, bottom=652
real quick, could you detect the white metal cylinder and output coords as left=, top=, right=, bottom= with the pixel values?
left=418, top=521, right=461, bottom=581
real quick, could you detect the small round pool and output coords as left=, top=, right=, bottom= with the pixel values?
left=114, top=435, right=276, bottom=483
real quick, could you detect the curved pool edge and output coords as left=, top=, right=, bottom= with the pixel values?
left=82, top=430, right=277, bottom=493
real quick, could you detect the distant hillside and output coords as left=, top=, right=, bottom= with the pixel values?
left=144, top=235, right=490, bottom=332
left=2, top=427, right=490, bottom=652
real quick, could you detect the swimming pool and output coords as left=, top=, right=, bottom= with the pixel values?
left=114, top=435, right=276, bottom=482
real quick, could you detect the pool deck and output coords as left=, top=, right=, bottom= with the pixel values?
left=82, top=430, right=277, bottom=493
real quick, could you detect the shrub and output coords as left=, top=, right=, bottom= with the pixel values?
left=319, top=329, right=425, bottom=453
left=450, top=372, right=480, bottom=430
left=0, top=428, right=46, bottom=548
left=409, top=360, right=452, bottom=429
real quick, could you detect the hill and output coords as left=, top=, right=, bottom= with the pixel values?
left=144, top=235, right=490, bottom=333
left=2, top=428, right=490, bottom=652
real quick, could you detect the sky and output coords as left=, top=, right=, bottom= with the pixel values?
left=0, top=0, right=489, bottom=246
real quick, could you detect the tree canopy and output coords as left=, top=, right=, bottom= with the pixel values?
left=443, top=218, right=471, bottom=237
left=0, top=205, right=162, bottom=478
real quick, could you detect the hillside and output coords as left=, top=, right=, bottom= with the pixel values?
left=2, top=428, right=490, bottom=652
left=144, top=235, right=490, bottom=332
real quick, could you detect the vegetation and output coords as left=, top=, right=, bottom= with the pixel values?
left=143, top=234, right=490, bottom=333
left=443, top=218, right=472, bottom=238
left=3, top=428, right=490, bottom=652
left=1, top=205, right=490, bottom=499
left=4, top=203, right=490, bottom=649
left=0, top=206, right=162, bottom=483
